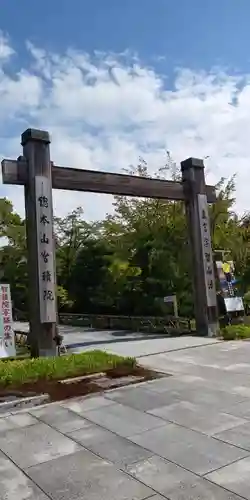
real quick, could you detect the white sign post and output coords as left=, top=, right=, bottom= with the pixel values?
left=35, top=176, right=57, bottom=323
left=164, top=295, right=178, bottom=317
left=197, top=194, right=217, bottom=308
left=0, top=284, right=16, bottom=358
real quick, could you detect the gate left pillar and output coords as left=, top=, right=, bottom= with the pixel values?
left=181, top=157, right=219, bottom=337
left=21, top=129, right=58, bottom=357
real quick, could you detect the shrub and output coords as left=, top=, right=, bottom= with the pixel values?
left=0, top=350, right=135, bottom=387
left=221, top=324, right=250, bottom=341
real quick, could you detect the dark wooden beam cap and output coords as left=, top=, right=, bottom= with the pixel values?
left=21, top=128, right=50, bottom=146
left=181, top=157, right=204, bottom=171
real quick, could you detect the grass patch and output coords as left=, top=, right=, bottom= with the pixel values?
left=221, top=324, right=250, bottom=341
left=0, top=350, right=135, bottom=388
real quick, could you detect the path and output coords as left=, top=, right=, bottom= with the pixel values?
left=14, top=321, right=219, bottom=357
left=2, top=340, right=250, bottom=498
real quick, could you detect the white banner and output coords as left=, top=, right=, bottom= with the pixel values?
left=197, top=194, right=217, bottom=308
left=0, top=284, right=16, bottom=358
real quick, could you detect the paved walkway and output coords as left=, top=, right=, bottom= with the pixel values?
left=2, top=340, right=250, bottom=498
left=14, top=321, right=219, bottom=356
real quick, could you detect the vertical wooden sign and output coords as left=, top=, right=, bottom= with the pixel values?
left=21, top=128, right=57, bottom=357
left=35, top=176, right=57, bottom=323
left=181, top=157, right=219, bottom=337
left=197, top=194, right=217, bottom=308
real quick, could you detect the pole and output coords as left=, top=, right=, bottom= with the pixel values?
left=21, top=129, right=57, bottom=356
left=181, top=157, right=219, bottom=337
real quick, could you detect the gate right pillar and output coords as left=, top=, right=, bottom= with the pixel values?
left=181, top=157, right=219, bottom=337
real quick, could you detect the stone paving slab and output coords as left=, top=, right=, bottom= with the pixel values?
left=26, top=449, right=154, bottom=500
left=144, top=374, right=207, bottom=393
left=126, top=455, right=243, bottom=499
left=105, top=385, right=184, bottom=411
left=0, top=422, right=81, bottom=468
left=30, top=404, right=94, bottom=434
left=144, top=369, right=250, bottom=408
left=214, top=422, right=250, bottom=451
left=69, top=424, right=153, bottom=467
left=167, top=385, right=248, bottom=412
left=0, top=412, right=38, bottom=433
left=129, top=422, right=249, bottom=475
left=205, top=456, right=250, bottom=499
left=81, top=401, right=165, bottom=437
left=0, top=450, right=50, bottom=500
left=224, top=399, right=250, bottom=419
left=145, top=371, right=250, bottom=398
left=224, top=363, right=250, bottom=374
left=148, top=400, right=247, bottom=436
left=61, top=394, right=115, bottom=414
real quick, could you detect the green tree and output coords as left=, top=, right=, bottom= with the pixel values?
left=102, top=159, right=192, bottom=315
left=54, top=207, right=97, bottom=292
left=69, top=238, right=112, bottom=313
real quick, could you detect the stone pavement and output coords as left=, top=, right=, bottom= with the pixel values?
left=3, top=340, right=250, bottom=498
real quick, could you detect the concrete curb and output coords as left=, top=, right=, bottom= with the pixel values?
left=0, top=394, right=49, bottom=415
left=59, top=372, right=106, bottom=384
left=0, top=366, right=164, bottom=417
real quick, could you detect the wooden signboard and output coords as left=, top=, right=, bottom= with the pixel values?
left=197, top=194, right=217, bottom=308
left=0, top=284, right=16, bottom=358
left=35, top=176, right=57, bottom=323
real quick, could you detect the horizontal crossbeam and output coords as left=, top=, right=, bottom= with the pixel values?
left=1, top=158, right=216, bottom=202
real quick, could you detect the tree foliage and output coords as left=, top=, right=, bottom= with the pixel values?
left=1, top=159, right=250, bottom=318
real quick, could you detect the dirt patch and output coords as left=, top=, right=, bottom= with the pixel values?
left=0, top=365, right=164, bottom=403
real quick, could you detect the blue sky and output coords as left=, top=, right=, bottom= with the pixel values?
left=1, top=0, right=250, bottom=218
left=2, top=0, right=250, bottom=73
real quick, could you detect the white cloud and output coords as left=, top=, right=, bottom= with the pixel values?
left=0, top=32, right=14, bottom=61
left=1, top=36, right=250, bottom=220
